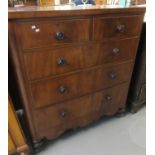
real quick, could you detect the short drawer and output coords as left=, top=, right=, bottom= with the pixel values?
left=30, top=61, right=133, bottom=108
left=33, top=83, right=129, bottom=132
left=18, top=18, right=90, bottom=49
left=93, top=15, right=143, bottom=40
left=24, top=38, right=138, bottom=80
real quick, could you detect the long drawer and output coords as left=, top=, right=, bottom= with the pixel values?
left=93, top=15, right=143, bottom=40
left=30, top=61, right=133, bottom=108
left=33, top=83, right=129, bottom=132
left=24, top=38, right=138, bottom=80
left=18, top=18, right=90, bottom=49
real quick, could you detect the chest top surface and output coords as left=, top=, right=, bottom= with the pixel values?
left=8, top=5, right=146, bottom=19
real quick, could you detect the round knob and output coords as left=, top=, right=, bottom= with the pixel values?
left=112, top=48, right=120, bottom=55
left=105, top=95, right=112, bottom=101
left=116, top=24, right=125, bottom=33
left=56, top=32, right=64, bottom=40
left=57, top=58, right=65, bottom=66
left=58, top=86, right=67, bottom=94
left=109, top=72, right=117, bottom=79
left=60, top=111, right=68, bottom=117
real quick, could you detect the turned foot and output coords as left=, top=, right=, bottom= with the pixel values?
left=116, top=107, right=126, bottom=117
left=33, top=138, right=48, bottom=153
left=130, top=101, right=146, bottom=114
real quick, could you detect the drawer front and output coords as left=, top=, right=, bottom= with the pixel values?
left=24, top=45, right=83, bottom=80
left=93, top=15, right=143, bottom=40
left=19, top=18, right=90, bottom=49
left=31, top=61, right=133, bottom=108
left=24, top=38, right=137, bottom=80
left=33, top=83, right=129, bottom=132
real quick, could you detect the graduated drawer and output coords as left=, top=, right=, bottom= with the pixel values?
left=18, top=18, right=90, bottom=49
left=24, top=38, right=138, bottom=80
left=30, top=61, right=133, bottom=108
left=93, top=15, right=143, bottom=40
left=33, top=83, right=129, bottom=132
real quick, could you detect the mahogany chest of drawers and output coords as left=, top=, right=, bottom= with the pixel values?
left=8, top=5, right=145, bottom=145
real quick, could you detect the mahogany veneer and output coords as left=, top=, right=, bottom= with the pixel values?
left=19, top=18, right=90, bottom=49
left=24, top=38, right=137, bottom=80
left=8, top=5, right=145, bottom=144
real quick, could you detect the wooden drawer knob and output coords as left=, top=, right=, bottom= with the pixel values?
left=116, top=24, right=125, bottom=33
left=58, top=86, right=67, bottom=94
left=57, top=58, right=66, bottom=66
left=56, top=32, right=64, bottom=40
left=60, top=111, right=68, bottom=117
left=109, top=72, right=117, bottom=79
left=112, top=48, right=120, bottom=55
left=105, top=95, right=112, bottom=101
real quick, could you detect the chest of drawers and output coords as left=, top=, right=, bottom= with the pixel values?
left=9, top=5, right=145, bottom=145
